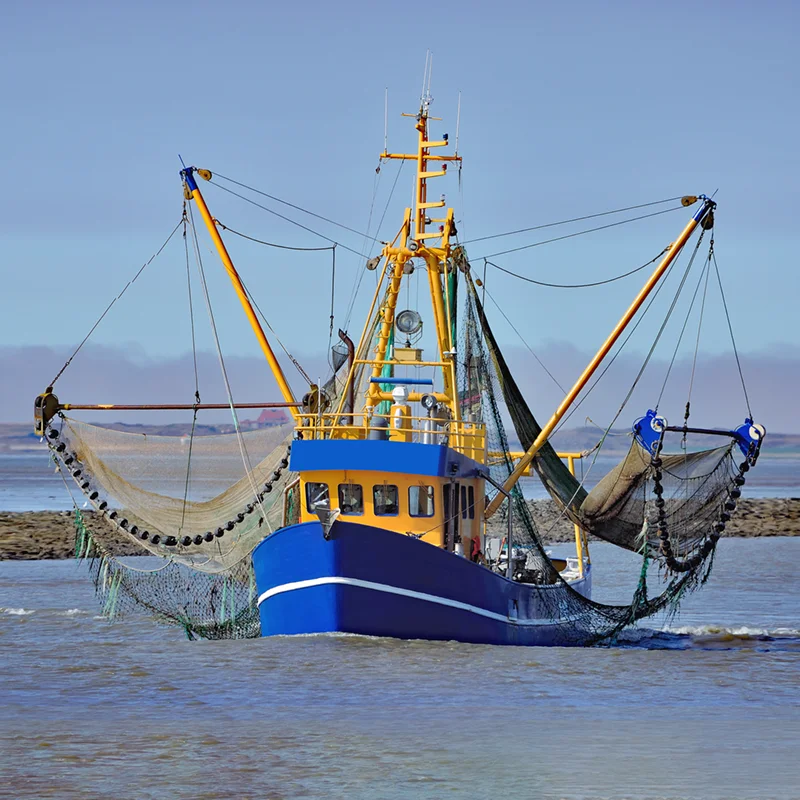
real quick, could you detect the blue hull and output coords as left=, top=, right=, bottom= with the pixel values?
left=252, top=521, right=593, bottom=647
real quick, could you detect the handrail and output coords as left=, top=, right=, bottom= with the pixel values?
left=296, top=413, right=486, bottom=460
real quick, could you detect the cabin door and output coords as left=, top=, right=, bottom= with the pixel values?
left=443, top=481, right=460, bottom=552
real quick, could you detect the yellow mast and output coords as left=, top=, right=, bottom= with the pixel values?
left=181, top=167, right=300, bottom=421
left=485, top=198, right=716, bottom=518
left=376, top=98, right=463, bottom=418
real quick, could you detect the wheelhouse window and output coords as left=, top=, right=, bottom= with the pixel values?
left=461, top=485, right=468, bottom=519
left=467, top=486, right=475, bottom=519
left=305, top=482, right=330, bottom=514
left=338, top=483, right=364, bottom=516
left=373, top=484, right=399, bottom=516
left=409, top=485, right=435, bottom=517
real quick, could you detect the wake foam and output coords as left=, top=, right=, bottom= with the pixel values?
left=616, top=624, right=800, bottom=650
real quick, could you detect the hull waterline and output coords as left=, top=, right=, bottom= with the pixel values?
left=253, top=521, right=592, bottom=647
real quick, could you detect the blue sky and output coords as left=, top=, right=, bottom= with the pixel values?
left=2, top=0, right=798, bottom=424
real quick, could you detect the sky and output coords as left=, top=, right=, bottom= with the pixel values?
left=2, top=0, right=798, bottom=429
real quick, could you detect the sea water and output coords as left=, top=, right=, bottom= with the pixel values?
left=2, top=451, right=800, bottom=511
left=1, top=538, right=799, bottom=800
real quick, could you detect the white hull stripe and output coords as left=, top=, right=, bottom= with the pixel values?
left=257, top=576, right=586, bottom=628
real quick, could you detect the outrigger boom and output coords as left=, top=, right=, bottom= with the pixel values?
left=181, top=167, right=301, bottom=421
left=485, top=196, right=716, bottom=517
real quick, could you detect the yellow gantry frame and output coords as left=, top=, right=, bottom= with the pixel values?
left=182, top=169, right=300, bottom=422
left=359, top=110, right=463, bottom=426
left=485, top=199, right=715, bottom=518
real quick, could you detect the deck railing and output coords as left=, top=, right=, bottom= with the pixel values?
left=295, top=412, right=487, bottom=462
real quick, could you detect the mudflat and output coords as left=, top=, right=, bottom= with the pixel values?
left=1, top=498, right=798, bottom=560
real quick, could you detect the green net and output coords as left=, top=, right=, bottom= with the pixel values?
left=458, top=270, right=759, bottom=643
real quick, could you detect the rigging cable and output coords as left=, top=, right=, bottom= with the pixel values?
left=185, top=202, right=272, bottom=532
left=460, top=196, right=686, bottom=246
left=483, top=286, right=566, bottom=394
left=552, top=231, right=707, bottom=437
left=328, top=245, right=336, bottom=355
left=343, top=159, right=407, bottom=331
left=485, top=247, right=669, bottom=289
left=473, top=205, right=684, bottom=261
left=196, top=218, right=324, bottom=385
left=210, top=171, right=382, bottom=246
left=237, top=276, right=313, bottom=386
left=207, top=220, right=335, bottom=374
left=533, top=233, right=707, bottom=539
left=214, top=221, right=335, bottom=251
left=712, top=249, right=753, bottom=418
left=49, top=218, right=184, bottom=388
left=180, top=208, right=202, bottom=533
left=208, top=180, right=369, bottom=258
left=655, top=241, right=714, bottom=410
left=687, top=252, right=712, bottom=413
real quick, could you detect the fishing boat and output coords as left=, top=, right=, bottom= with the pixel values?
left=35, top=73, right=764, bottom=646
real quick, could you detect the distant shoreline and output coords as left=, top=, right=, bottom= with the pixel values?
left=1, top=498, right=798, bottom=561
left=3, top=421, right=800, bottom=456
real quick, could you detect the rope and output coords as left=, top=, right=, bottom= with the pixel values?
left=522, top=234, right=707, bottom=540
left=215, top=221, right=335, bottom=251
left=49, top=218, right=183, bottom=387
left=209, top=181, right=368, bottom=258
left=180, top=210, right=202, bottom=533
left=328, top=245, right=336, bottom=363
left=210, top=171, right=382, bottom=246
left=329, top=245, right=336, bottom=338
left=343, top=159, right=406, bottom=331
left=186, top=204, right=272, bottom=532
left=712, top=250, right=753, bottom=418
left=460, top=196, right=687, bottom=246
left=687, top=256, right=712, bottom=410
left=237, top=276, right=313, bottom=385
left=473, top=206, right=683, bottom=260
left=485, top=247, right=668, bottom=289
left=552, top=233, right=706, bottom=437
left=655, top=242, right=713, bottom=409
left=483, top=287, right=566, bottom=393
left=613, top=232, right=707, bottom=422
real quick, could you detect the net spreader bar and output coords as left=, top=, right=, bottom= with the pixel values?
left=57, top=402, right=302, bottom=411
left=632, top=409, right=766, bottom=458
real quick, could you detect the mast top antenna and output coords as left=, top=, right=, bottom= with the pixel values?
left=420, top=50, right=433, bottom=114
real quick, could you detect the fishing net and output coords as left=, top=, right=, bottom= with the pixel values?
left=43, top=243, right=758, bottom=644
left=60, top=418, right=295, bottom=570
left=580, top=439, right=740, bottom=562
left=43, top=272, right=388, bottom=639
left=458, top=270, right=760, bottom=643
left=47, top=416, right=300, bottom=638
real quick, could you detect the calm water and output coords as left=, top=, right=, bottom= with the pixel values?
left=2, top=539, right=799, bottom=800
left=2, top=451, right=799, bottom=511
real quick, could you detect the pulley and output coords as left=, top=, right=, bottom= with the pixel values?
left=34, top=389, right=60, bottom=436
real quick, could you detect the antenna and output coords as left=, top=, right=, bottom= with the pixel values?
left=384, top=87, right=388, bottom=152
left=420, top=50, right=433, bottom=113
left=455, top=92, right=462, bottom=154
